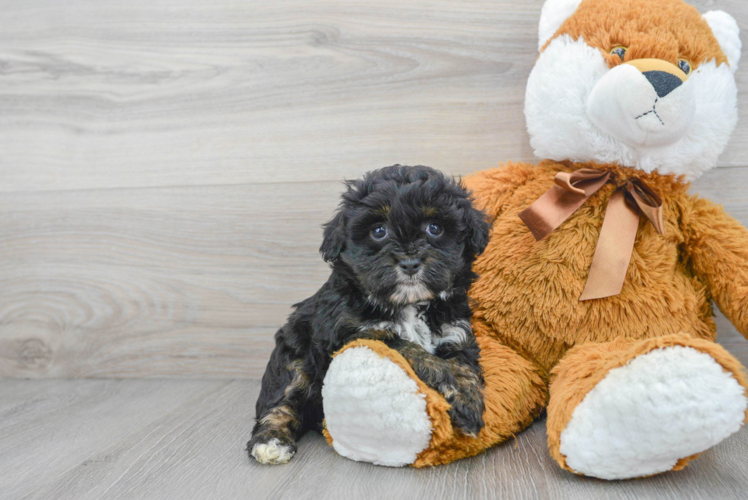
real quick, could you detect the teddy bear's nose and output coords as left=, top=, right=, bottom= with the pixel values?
left=642, top=70, right=684, bottom=98
left=622, top=59, right=688, bottom=99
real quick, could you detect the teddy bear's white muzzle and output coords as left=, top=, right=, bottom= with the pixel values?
left=586, top=63, right=695, bottom=149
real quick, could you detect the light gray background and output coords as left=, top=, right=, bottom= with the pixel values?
left=1, top=1, right=747, bottom=498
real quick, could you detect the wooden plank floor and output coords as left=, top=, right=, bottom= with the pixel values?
left=3, top=342, right=748, bottom=500
left=2, top=0, right=748, bottom=497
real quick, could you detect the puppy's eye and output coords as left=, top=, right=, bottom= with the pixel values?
left=426, top=222, right=443, bottom=237
left=370, top=224, right=388, bottom=241
left=610, top=47, right=627, bottom=61
left=678, top=59, right=692, bottom=75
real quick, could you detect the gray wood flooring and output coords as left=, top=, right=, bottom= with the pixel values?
left=2, top=1, right=748, bottom=498
left=3, top=342, right=748, bottom=500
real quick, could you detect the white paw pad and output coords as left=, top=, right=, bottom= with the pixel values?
left=251, top=438, right=295, bottom=465
left=560, top=346, right=748, bottom=480
left=322, top=346, right=433, bottom=467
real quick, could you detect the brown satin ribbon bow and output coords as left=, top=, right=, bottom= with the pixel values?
left=518, top=168, right=665, bottom=301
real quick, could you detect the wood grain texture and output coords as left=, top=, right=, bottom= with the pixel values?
left=0, top=0, right=747, bottom=193
left=2, top=372, right=748, bottom=500
left=0, top=168, right=746, bottom=378
left=1, top=0, right=748, bottom=378
left=2, top=1, right=748, bottom=497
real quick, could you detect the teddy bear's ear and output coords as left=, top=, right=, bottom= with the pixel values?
left=538, top=0, right=583, bottom=51
left=703, top=11, right=742, bottom=73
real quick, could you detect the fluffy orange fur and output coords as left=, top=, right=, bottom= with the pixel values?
left=544, top=0, right=728, bottom=70
left=326, top=0, right=747, bottom=472
left=546, top=333, right=748, bottom=472
left=464, top=159, right=748, bottom=469
left=466, top=160, right=721, bottom=373
left=330, top=160, right=748, bottom=469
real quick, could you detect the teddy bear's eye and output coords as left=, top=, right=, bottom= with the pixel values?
left=678, top=59, right=692, bottom=75
left=610, top=47, right=627, bottom=60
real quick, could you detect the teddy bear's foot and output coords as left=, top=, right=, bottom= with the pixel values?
left=549, top=335, right=748, bottom=480
left=322, top=343, right=433, bottom=467
left=323, top=333, right=548, bottom=467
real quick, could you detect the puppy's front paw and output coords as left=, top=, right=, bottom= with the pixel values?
left=448, top=395, right=485, bottom=437
left=248, top=437, right=297, bottom=465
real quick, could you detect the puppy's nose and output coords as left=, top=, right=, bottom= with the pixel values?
left=398, top=258, right=421, bottom=276
left=642, top=71, right=683, bottom=98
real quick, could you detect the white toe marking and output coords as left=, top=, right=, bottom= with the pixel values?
left=251, top=438, right=295, bottom=465
left=560, top=346, right=748, bottom=480
left=322, top=346, right=433, bottom=467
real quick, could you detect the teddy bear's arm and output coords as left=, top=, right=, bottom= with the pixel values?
left=683, top=195, right=748, bottom=337
left=462, top=162, right=534, bottom=220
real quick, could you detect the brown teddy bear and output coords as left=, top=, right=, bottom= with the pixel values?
left=321, top=0, right=748, bottom=480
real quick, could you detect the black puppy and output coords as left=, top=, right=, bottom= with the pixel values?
left=248, top=165, right=490, bottom=465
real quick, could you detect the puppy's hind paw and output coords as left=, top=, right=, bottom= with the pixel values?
left=248, top=437, right=296, bottom=465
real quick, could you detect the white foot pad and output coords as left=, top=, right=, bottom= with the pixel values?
left=251, top=438, right=295, bottom=465
left=560, top=346, right=747, bottom=479
left=322, top=346, right=433, bottom=467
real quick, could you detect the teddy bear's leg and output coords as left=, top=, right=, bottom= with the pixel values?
left=322, top=330, right=547, bottom=467
left=547, top=334, right=748, bottom=480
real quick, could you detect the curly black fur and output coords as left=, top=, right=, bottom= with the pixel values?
left=248, top=165, right=490, bottom=465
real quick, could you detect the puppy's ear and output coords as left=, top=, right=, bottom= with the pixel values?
left=463, top=204, right=490, bottom=258
left=320, top=210, right=346, bottom=262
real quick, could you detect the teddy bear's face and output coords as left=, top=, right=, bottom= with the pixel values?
left=525, top=0, right=741, bottom=180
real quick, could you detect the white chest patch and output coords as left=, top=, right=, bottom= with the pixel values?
left=362, top=304, right=470, bottom=354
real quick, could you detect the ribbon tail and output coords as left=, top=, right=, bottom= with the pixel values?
left=579, top=190, right=641, bottom=301
left=628, top=183, right=665, bottom=235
